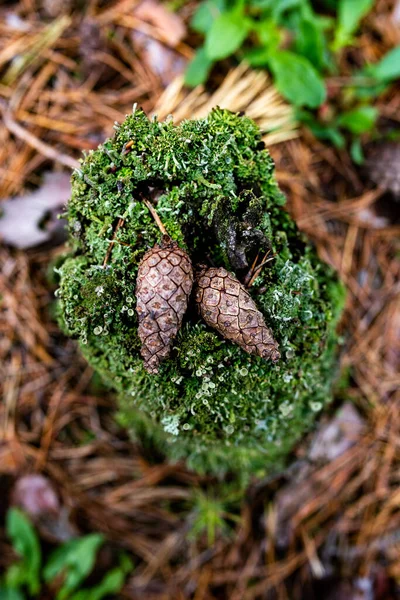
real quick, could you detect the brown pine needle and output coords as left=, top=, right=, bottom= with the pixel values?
left=0, top=101, right=79, bottom=170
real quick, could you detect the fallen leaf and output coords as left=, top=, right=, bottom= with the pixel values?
left=0, top=172, right=71, bottom=249
left=308, top=402, right=364, bottom=463
left=271, top=403, right=364, bottom=548
left=5, top=12, right=31, bottom=31
left=79, top=19, right=111, bottom=82
left=365, top=141, right=400, bottom=199
left=356, top=208, right=389, bottom=229
left=393, top=0, right=400, bottom=25
left=133, top=0, right=186, bottom=47
left=11, top=474, right=78, bottom=543
left=43, top=0, right=74, bottom=18
left=269, top=472, right=306, bottom=546
left=11, top=473, right=60, bottom=516
left=131, top=29, right=188, bottom=86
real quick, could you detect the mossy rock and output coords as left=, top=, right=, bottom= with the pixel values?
left=57, top=108, right=345, bottom=482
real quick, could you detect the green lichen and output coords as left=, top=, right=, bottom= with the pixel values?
left=56, top=107, right=345, bottom=481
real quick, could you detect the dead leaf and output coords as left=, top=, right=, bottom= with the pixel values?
left=11, top=474, right=78, bottom=542
left=0, top=172, right=71, bottom=249
left=271, top=404, right=364, bottom=548
left=133, top=0, right=186, bottom=47
left=11, top=473, right=60, bottom=516
left=393, top=0, right=400, bottom=25
left=131, top=30, right=187, bottom=86
left=308, top=403, right=364, bottom=463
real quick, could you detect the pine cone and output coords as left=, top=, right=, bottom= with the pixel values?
left=136, top=236, right=193, bottom=373
left=195, top=266, right=280, bottom=362
left=365, top=141, right=400, bottom=198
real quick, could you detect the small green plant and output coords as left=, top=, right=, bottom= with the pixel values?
left=299, top=45, right=400, bottom=162
left=188, top=488, right=242, bottom=545
left=186, top=0, right=330, bottom=106
left=185, top=0, right=400, bottom=159
left=2, top=508, right=42, bottom=597
left=0, top=508, right=133, bottom=600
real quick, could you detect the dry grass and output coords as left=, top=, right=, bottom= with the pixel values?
left=154, top=62, right=298, bottom=145
left=0, top=0, right=400, bottom=598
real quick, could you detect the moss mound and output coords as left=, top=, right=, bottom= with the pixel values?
left=57, top=107, right=344, bottom=481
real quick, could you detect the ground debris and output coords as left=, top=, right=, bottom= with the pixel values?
left=130, top=0, right=188, bottom=87
left=308, top=402, right=364, bottom=463
left=0, top=172, right=70, bottom=249
left=133, top=0, right=186, bottom=48
left=365, top=141, right=400, bottom=199
left=11, top=474, right=77, bottom=543
left=269, top=403, right=365, bottom=549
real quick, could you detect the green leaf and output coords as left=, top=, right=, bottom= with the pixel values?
left=311, top=125, right=346, bottom=148
left=254, top=18, right=281, bottom=51
left=244, top=47, right=272, bottom=67
left=347, top=75, right=387, bottom=101
left=268, top=51, right=326, bottom=108
left=245, top=18, right=281, bottom=67
left=367, top=46, right=400, bottom=82
left=184, top=47, right=213, bottom=87
left=350, top=138, right=364, bottom=164
left=205, top=11, right=251, bottom=60
left=333, top=0, right=374, bottom=50
left=297, top=109, right=346, bottom=147
left=336, top=106, right=377, bottom=133
left=69, top=555, right=133, bottom=600
left=244, top=18, right=280, bottom=67
left=191, top=0, right=225, bottom=34
left=6, top=508, right=41, bottom=596
left=69, top=570, right=124, bottom=600
left=43, top=534, right=104, bottom=600
left=321, top=0, right=338, bottom=8
left=295, top=17, right=325, bottom=70
left=0, top=587, right=26, bottom=600
left=271, top=0, right=304, bottom=20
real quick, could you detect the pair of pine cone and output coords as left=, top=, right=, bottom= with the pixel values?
left=136, top=236, right=280, bottom=374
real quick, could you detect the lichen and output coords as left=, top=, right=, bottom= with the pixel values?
left=56, top=107, right=345, bottom=482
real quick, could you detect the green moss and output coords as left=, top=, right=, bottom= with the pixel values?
left=57, top=107, right=345, bottom=482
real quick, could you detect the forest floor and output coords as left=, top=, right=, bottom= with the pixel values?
left=0, top=1, right=399, bottom=599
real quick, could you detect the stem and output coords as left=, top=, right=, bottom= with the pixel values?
left=142, top=197, right=168, bottom=236
left=103, top=217, right=125, bottom=267
left=244, top=251, right=260, bottom=287
left=247, top=251, right=276, bottom=288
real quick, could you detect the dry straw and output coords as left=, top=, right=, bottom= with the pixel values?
left=154, top=63, right=298, bottom=146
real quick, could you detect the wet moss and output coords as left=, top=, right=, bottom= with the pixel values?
left=57, top=107, right=345, bottom=482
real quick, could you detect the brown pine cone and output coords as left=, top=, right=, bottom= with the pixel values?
left=365, top=141, right=400, bottom=198
left=136, top=236, right=193, bottom=374
left=195, top=266, right=280, bottom=362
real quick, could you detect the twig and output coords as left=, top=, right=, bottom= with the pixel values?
left=142, top=196, right=168, bottom=236
left=103, top=217, right=125, bottom=267
left=246, top=251, right=276, bottom=288
left=244, top=251, right=260, bottom=287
